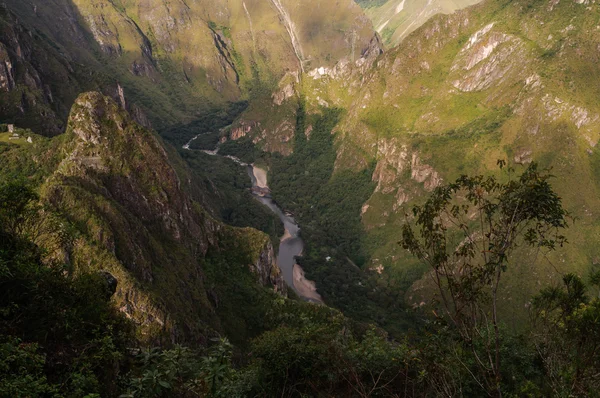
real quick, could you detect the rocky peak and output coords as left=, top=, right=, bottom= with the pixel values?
left=42, top=92, right=287, bottom=341
left=64, top=92, right=209, bottom=247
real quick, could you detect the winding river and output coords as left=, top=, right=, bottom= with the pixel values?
left=184, top=134, right=322, bottom=303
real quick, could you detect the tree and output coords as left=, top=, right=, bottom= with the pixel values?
left=401, top=162, right=569, bottom=397
left=531, top=272, right=600, bottom=396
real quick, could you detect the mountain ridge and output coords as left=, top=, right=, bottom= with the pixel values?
left=356, top=0, right=484, bottom=47
left=1, top=0, right=377, bottom=137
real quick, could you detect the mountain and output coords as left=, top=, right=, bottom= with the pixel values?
left=0, top=0, right=385, bottom=349
left=240, top=0, right=599, bottom=327
left=2, top=0, right=600, bottom=396
left=355, top=0, right=483, bottom=47
left=0, top=0, right=376, bottom=137
left=1, top=91, right=291, bottom=344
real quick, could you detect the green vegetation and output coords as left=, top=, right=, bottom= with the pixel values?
left=0, top=181, right=134, bottom=397
left=531, top=272, right=600, bottom=396
left=160, top=101, right=248, bottom=147
left=354, top=0, right=388, bottom=9
left=222, top=104, right=417, bottom=336
left=4, top=0, right=600, bottom=396
left=5, top=169, right=599, bottom=397
left=356, top=0, right=484, bottom=47
left=180, top=149, right=283, bottom=245
left=402, top=162, right=570, bottom=396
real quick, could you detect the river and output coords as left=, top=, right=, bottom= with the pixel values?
left=184, top=133, right=322, bottom=303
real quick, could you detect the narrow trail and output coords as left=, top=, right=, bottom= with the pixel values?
left=376, top=0, right=406, bottom=33
left=397, top=0, right=435, bottom=40
left=269, top=0, right=305, bottom=72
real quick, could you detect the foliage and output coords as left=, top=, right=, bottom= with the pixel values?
left=0, top=181, right=134, bottom=397
left=219, top=105, right=418, bottom=336
left=0, top=337, right=57, bottom=397
left=353, top=0, right=389, bottom=9
left=159, top=101, right=248, bottom=147
left=257, top=105, right=416, bottom=335
left=531, top=273, right=600, bottom=396
left=401, top=162, right=569, bottom=396
left=181, top=148, right=283, bottom=247
left=122, top=339, right=247, bottom=398
left=246, top=299, right=413, bottom=397
left=219, top=136, right=265, bottom=164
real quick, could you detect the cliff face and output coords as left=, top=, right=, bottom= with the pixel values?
left=37, top=92, right=285, bottom=342
left=0, top=6, right=90, bottom=135
left=0, top=0, right=377, bottom=136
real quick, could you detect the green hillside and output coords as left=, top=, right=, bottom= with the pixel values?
left=219, top=0, right=600, bottom=329
left=356, top=0, right=483, bottom=47
left=263, top=0, right=597, bottom=328
left=0, top=0, right=376, bottom=137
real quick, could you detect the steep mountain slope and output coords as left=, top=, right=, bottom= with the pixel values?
left=0, top=0, right=384, bottom=347
left=356, top=0, right=483, bottom=47
left=0, top=0, right=375, bottom=138
left=223, top=0, right=600, bottom=328
left=2, top=1, right=600, bottom=395
left=1, top=92, right=287, bottom=343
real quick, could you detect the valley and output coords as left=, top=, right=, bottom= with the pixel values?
left=185, top=129, right=321, bottom=302
left=1, top=0, right=600, bottom=396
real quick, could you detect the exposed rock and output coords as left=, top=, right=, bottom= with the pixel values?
left=304, top=124, right=313, bottom=139
left=272, top=71, right=300, bottom=106
left=273, top=83, right=296, bottom=106
left=56, top=92, right=219, bottom=279
left=271, top=120, right=295, bottom=144
left=370, top=139, right=441, bottom=217
left=251, top=241, right=287, bottom=295
left=130, top=60, right=154, bottom=77
left=372, top=139, right=409, bottom=194
left=361, top=203, right=370, bottom=215
left=99, top=271, right=118, bottom=297
left=116, top=83, right=127, bottom=110
left=450, top=26, right=526, bottom=92
left=362, top=33, right=385, bottom=60
left=0, top=43, right=15, bottom=91
left=411, top=153, right=442, bottom=191
left=85, top=14, right=122, bottom=56
left=514, top=148, right=533, bottom=165
left=130, top=104, right=152, bottom=129
left=210, top=29, right=239, bottom=86
left=393, top=187, right=410, bottom=211
left=230, top=120, right=260, bottom=140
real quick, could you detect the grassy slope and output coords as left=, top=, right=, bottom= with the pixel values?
left=358, top=0, right=484, bottom=47
left=297, top=0, right=600, bottom=328
left=1, top=0, right=375, bottom=142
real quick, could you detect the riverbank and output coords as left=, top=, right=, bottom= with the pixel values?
left=293, top=263, right=323, bottom=303
left=252, top=166, right=268, bottom=189
left=250, top=166, right=322, bottom=303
